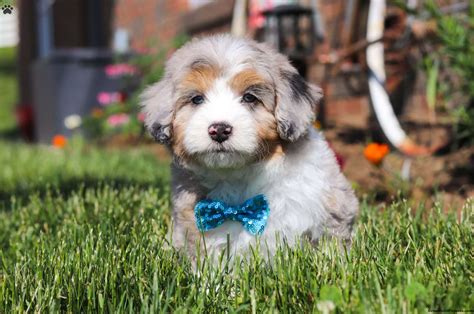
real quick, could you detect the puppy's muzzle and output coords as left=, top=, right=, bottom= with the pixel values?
left=208, top=123, right=232, bottom=143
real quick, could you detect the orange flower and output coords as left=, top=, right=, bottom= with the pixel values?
left=91, top=108, right=104, bottom=118
left=364, top=143, right=389, bottom=166
left=52, top=134, right=67, bottom=148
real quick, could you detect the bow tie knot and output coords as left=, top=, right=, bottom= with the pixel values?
left=194, top=194, right=270, bottom=236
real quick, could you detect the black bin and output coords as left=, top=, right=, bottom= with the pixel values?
left=32, top=48, right=137, bottom=143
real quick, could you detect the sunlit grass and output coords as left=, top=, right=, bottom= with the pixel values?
left=0, top=140, right=472, bottom=312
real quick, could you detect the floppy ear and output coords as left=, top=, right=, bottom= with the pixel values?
left=274, top=65, right=323, bottom=142
left=140, top=76, right=174, bottom=145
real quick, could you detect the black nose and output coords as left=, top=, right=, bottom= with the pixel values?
left=208, top=123, right=233, bottom=143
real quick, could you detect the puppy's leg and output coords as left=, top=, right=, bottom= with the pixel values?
left=324, top=176, right=359, bottom=250
left=171, top=164, right=206, bottom=260
left=171, top=195, right=200, bottom=254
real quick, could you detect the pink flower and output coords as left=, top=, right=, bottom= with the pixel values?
left=105, top=63, right=138, bottom=77
left=107, top=113, right=130, bottom=127
left=97, top=92, right=113, bottom=105
left=137, top=112, right=145, bottom=122
left=97, top=91, right=126, bottom=106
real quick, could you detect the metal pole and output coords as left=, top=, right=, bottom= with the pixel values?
left=36, top=0, right=54, bottom=58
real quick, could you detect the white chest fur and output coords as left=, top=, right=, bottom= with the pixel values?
left=193, top=130, right=339, bottom=257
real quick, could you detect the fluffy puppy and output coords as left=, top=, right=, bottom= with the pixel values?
left=141, top=34, right=358, bottom=261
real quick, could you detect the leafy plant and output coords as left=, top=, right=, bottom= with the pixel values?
left=424, top=1, right=474, bottom=146
left=83, top=35, right=188, bottom=141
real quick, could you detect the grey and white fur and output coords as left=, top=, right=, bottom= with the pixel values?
left=141, top=34, right=358, bottom=261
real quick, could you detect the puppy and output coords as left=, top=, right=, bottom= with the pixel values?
left=141, top=35, right=358, bottom=261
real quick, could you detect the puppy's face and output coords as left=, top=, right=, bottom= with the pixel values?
left=142, top=35, right=322, bottom=169
left=173, top=63, right=279, bottom=168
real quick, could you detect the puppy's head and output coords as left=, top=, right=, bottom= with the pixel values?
left=141, top=35, right=322, bottom=169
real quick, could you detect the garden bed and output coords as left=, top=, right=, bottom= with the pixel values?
left=324, top=125, right=474, bottom=211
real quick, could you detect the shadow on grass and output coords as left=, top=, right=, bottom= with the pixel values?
left=0, top=56, right=16, bottom=76
left=0, top=175, right=170, bottom=211
left=0, top=126, right=22, bottom=141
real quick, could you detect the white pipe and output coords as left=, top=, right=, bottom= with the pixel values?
left=366, top=0, right=407, bottom=147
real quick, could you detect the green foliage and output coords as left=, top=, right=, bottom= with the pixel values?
left=0, top=140, right=472, bottom=312
left=425, top=58, right=439, bottom=112
left=431, top=2, right=474, bottom=97
left=0, top=0, right=14, bottom=8
left=424, top=1, right=474, bottom=145
left=0, top=47, right=17, bottom=134
left=82, top=102, right=144, bottom=140
left=453, top=106, right=474, bottom=145
left=319, top=285, right=343, bottom=306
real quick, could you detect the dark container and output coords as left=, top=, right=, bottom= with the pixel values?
left=32, top=48, right=138, bottom=143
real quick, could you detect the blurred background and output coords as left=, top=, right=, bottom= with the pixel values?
left=0, top=0, right=472, bottom=207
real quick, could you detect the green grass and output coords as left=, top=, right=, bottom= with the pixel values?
left=0, top=47, right=17, bottom=134
left=0, top=140, right=472, bottom=313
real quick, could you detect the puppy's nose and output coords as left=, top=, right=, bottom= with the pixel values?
left=208, top=123, right=233, bottom=143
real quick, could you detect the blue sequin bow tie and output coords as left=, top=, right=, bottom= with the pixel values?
left=194, top=194, right=270, bottom=236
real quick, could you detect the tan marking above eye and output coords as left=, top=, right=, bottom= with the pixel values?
left=179, top=65, right=219, bottom=94
left=229, top=69, right=268, bottom=95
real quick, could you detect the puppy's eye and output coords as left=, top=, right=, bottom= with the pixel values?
left=242, top=93, right=257, bottom=103
left=191, top=95, right=205, bottom=105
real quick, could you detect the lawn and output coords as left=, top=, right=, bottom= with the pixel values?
left=0, top=139, right=472, bottom=313
left=0, top=44, right=472, bottom=313
left=0, top=47, right=17, bottom=134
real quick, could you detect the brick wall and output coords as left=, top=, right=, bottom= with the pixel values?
left=113, top=0, right=189, bottom=51
left=112, top=0, right=376, bottom=124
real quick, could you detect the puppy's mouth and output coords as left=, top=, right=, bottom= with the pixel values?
left=206, top=143, right=234, bottom=154
left=209, top=147, right=231, bottom=153
left=189, top=143, right=254, bottom=169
